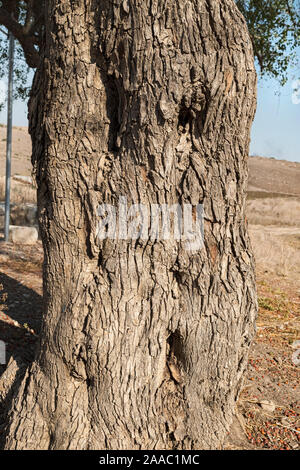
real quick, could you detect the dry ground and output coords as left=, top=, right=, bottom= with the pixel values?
left=0, top=126, right=299, bottom=450
left=223, top=197, right=300, bottom=450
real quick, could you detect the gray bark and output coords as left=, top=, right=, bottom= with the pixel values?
left=1, top=0, right=257, bottom=450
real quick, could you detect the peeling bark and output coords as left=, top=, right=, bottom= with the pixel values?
left=1, top=0, right=257, bottom=450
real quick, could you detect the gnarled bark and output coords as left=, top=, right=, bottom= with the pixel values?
left=2, top=0, right=257, bottom=450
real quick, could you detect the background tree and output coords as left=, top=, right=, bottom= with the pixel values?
left=0, top=32, right=30, bottom=111
left=236, top=0, right=300, bottom=84
left=0, top=0, right=43, bottom=110
left=0, top=0, right=296, bottom=451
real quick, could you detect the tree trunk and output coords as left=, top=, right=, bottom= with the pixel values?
left=1, top=0, right=257, bottom=450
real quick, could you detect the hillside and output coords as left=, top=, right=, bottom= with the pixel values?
left=248, top=155, right=300, bottom=198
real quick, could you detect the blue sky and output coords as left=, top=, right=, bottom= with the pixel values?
left=250, top=74, right=300, bottom=162
left=0, top=70, right=299, bottom=163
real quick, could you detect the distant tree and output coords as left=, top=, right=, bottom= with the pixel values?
left=236, top=0, right=300, bottom=85
left=0, top=32, right=30, bottom=111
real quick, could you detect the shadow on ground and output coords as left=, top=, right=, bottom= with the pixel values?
left=0, top=272, right=43, bottom=446
left=0, top=272, right=42, bottom=376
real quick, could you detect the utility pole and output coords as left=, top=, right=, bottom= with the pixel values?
left=4, top=31, right=15, bottom=241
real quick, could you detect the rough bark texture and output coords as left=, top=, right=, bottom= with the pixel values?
left=1, top=0, right=257, bottom=449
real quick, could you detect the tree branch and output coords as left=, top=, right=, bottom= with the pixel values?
left=0, top=6, right=40, bottom=67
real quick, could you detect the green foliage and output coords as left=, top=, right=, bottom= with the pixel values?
left=258, top=296, right=274, bottom=311
left=236, top=0, right=300, bottom=85
left=0, top=30, right=31, bottom=111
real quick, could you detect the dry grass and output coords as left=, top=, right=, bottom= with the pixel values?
left=249, top=226, right=300, bottom=278
left=247, top=196, right=300, bottom=278
left=0, top=176, right=36, bottom=205
left=246, top=197, right=300, bottom=227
